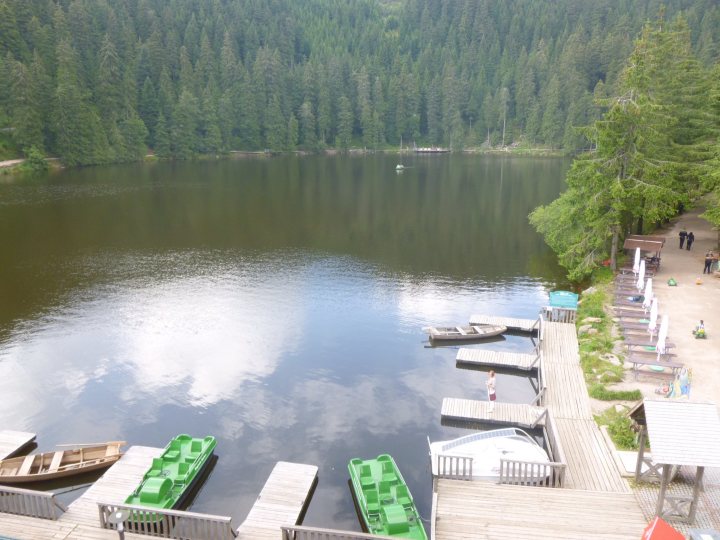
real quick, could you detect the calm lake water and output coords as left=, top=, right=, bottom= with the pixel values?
left=0, top=154, right=569, bottom=530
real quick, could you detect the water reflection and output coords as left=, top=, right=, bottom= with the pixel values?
left=0, top=155, right=569, bottom=529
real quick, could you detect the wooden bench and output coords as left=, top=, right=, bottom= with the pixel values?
left=624, top=340, right=675, bottom=350
left=17, top=454, right=36, bottom=476
left=48, top=451, right=64, bottom=473
left=626, top=355, right=683, bottom=379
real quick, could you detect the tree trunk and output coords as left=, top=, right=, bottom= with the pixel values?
left=636, top=215, right=644, bottom=234
left=610, top=227, right=619, bottom=270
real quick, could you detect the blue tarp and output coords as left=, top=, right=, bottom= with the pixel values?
left=549, top=290, right=578, bottom=309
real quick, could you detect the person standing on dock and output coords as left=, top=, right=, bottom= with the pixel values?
left=687, top=231, right=695, bottom=250
left=486, top=370, right=496, bottom=412
left=704, top=251, right=714, bottom=274
left=679, top=229, right=687, bottom=249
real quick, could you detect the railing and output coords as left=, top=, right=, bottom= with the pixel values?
left=543, top=413, right=567, bottom=487
left=281, top=525, right=398, bottom=540
left=98, top=502, right=236, bottom=539
left=0, top=485, right=67, bottom=520
left=498, top=458, right=566, bottom=488
left=542, top=306, right=577, bottom=324
left=434, top=454, right=473, bottom=481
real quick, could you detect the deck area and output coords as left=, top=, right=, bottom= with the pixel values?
left=441, top=398, right=546, bottom=429
left=456, top=348, right=539, bottom=371
left=236, top=461, right=318, bottom=539
left=468, top=315, right=538, bottom=332
left=434, top=320, right=642, bottom=538
left=0, top=431, right=36, bottom=460
left=432, top=480, right=647, bottom=539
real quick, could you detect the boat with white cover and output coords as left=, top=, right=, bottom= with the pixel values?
left=428, top=428, right=550, bottom=480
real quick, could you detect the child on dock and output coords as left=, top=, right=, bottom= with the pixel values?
left=486, top=370, right=496, bottom=412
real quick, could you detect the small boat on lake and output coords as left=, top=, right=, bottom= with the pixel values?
left=396, top=164, right=405, bottom=170
left=125, top=434, right=216, bottom=510
left=0, top=441, right=125, bottom=484
left=429, top=428, right=551, bottom=481
left=424, top=324, right=506, bottom=342
left=348, top=454, right=427, bottom=540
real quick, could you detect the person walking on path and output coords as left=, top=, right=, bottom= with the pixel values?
left=679, top=229, right=687, bottom=248
left=686, top=231, right=695, bottom=250
left=704, top=251, right=714, bottom=274
left=486, top=370, right=496, bottom=412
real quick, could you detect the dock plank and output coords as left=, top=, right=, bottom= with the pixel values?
left=468, top=315, right=538, bottom=333
left=441, top=398, right=546, bottom=428
left=0, top=431, right=36, bottom=460
left=236, top=461, right=318, bottom=540
left=456, top=348, right=539, bottom=371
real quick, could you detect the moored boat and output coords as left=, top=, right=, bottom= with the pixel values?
left=0, top=441, right=125, bottom=484
left=429, top=428, right=550, bottom=480
left=125, top=434, right=216, bottom=510
left=348, top=454, right=427, bottom=540
left=424, top=324, right=506, bottom=342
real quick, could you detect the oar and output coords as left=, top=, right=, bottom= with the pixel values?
left=56, top=440, right=126, bottom=447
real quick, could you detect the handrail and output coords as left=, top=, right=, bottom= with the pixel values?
left=98, top=501, right=236, bottom=539
left=531, top=407, right=548, bottom=428
left=282, top=525, right=398, bottom=540
left=530, top=388, right=546, bottom=407
left=0, top=485, right=66, bottom=520
left=498, top=458, right=566, bottom=487
left=434, top=454, right=473, bottom=480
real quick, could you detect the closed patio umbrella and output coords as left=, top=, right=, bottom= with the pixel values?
left=636, top=259, right=646, bottom=291
left=648, top=298, right=658, bottom=342
left=656, top=314, right=669, bottom=360
left=633, top=247, right=641, bottom=275
left=642, top=278, right=653, bottom=311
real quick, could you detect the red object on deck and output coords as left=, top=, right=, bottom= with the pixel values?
left=641, top=516, right=684, bottom=539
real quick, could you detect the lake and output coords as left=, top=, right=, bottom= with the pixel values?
left=0, top=154, right=569, bottom=530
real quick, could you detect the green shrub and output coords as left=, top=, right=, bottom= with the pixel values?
left=589, top=383, right=642, bottom=401
left=595, top=406, right=639, bottom=450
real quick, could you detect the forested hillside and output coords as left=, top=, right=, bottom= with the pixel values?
left=1, top=0, right=719, bottom=165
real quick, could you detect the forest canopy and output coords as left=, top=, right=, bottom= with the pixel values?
left=1, top=0, right=719, bottom=165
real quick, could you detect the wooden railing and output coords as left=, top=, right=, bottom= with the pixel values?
left=434, top=454, right=473, bottom=481
left=98, top=502, right=236, bottom=539
left=498, top=458, right=566, bottom=488
left=542, top=306, right=577, bottom=324
left=543, top=413, right=567, bottom=487
left=0, top=485, right=67, bottom=520
left=281, top=525, right=398, bottom=540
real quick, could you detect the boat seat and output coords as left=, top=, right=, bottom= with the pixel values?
left=381, top=461, right=397, bottom=484
left=164, top=450, right=180, bottom=460
left=378, top=481, right=393, bottom=503
left=48, top=451, right=64, bottom=472
left=185, top=453, right=199, bottom=463
left=359, top=464, right=374, bottom=488
left=395, top=484, right=411, bottom=506
left=18, top=454, right=36, bottom=476
left=383, top=504, right=410, bottom=534
left=364, top=489, right=380, bottom=515
left=456, top=326, right=467, bottom=335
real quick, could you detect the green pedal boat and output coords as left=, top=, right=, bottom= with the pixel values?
left=348, top=454, right=427, bottom=540
left=126, top=434, right=216, bottom=510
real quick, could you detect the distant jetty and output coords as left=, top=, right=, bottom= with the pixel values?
left=414, top=146, right=449, bottom=153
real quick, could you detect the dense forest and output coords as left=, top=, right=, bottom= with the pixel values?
left=1, top=0, right=720, bottom=166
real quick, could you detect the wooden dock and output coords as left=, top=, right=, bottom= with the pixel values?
left=236, top=461, right=318, bottom=540
left=0, top=431, right=36, bottom=460
left=441, top=398, right=547, bottom=429
left=469, top=315, right=538, bottom=332
left=0, top=445, right=162, bottom=540
left=434, top=320, right=642, bottom=538
left=432, top=480, right=647, bottom=539
left=456, top=348, right=539, bottom=371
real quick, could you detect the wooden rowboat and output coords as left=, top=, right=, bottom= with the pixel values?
left=424, top=324, right=506, bottom=342
left=0, top=441, right=125, bottom=484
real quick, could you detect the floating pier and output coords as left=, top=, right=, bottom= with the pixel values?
left=441, top=398, right=547, bottom=429
left=456, top=348, right=539, bottom=371
left=468, top=314, right=538, bottom=333
left=0, top=431, right=36, bottom=460
left=236, top=461, right=318, bottom=540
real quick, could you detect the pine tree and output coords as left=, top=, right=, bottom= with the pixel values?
left=154, top=112, right=171, bottom=158
left=336, top=95, right=353, bottom=150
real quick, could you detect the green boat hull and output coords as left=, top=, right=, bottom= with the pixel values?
left=348, top=454, right=427, bottom=540
left=126, top=434, right=216, bottom=510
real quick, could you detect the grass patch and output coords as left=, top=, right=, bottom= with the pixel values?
left=588, top=383, right=642, bottom=401
left=595, top=406, right=639, bottom=450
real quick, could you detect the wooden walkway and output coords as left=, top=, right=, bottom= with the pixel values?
left=456, top=348, right=539, bottom=371
left=0, top=431, right=36, bottom=460
left=441, top=398, right=547, bottom=429
left=432, top=480, right=647, bottom=539
left=236, top=461, right=318, bottom=540
left=468, top=315, right=538, bottom=332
